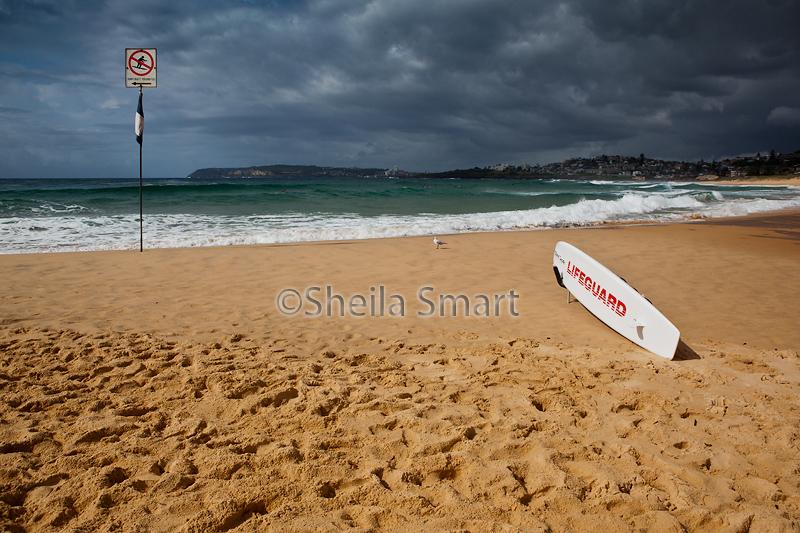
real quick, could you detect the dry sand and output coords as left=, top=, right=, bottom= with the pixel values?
left=1, top=212, right=800, bottom=532
left=700, top=177, right=800, bottom=187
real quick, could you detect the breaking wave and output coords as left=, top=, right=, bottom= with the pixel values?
left=3, top=183, right=799, bottom=253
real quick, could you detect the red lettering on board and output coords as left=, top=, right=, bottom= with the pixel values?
left=564, top=259, right=628, bottom=319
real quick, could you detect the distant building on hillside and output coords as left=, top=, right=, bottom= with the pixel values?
left=385, top=166, right=412, bottom=177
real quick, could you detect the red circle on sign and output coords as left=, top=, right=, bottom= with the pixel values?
left=129, top=50, right=154, bottom=77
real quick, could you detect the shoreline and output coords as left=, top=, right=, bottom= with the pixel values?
left=2, top=208, right=799, bottom=350
left=3, top=204, right=800, bottom=257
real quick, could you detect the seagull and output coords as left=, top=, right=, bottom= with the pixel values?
left=433, top=237, right=446, bottom=249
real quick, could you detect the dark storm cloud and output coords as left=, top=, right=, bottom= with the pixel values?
left=0, top=0, right=798, bottom=177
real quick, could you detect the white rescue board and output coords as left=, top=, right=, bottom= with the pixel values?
left=553, top=241, right=680, bottom=360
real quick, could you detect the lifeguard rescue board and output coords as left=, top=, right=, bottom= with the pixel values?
left=553, top=241, right=680, bottom=360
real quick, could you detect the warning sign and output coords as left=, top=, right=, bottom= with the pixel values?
left=125, top=48, right=157, bottom=88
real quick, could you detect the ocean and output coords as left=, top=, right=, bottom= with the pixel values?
left=1, top=176, right=799, bottom=254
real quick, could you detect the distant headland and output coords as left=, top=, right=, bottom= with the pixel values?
left=186, top=165, right=387, bottom=180
left=187, top=150, right=800, bottom=181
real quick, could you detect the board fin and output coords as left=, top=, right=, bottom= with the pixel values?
left=629, top=319, right=646, bottom=340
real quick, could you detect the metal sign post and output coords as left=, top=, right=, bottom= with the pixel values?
left=126, top=48, right=156, bottom=252
left=138, top=86, right=143, bottom=252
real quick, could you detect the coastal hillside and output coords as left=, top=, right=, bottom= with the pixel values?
left=187, top=150, right=800, bottom=181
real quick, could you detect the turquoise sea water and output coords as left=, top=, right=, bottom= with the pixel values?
left=1, top=176, right=799, bottom=253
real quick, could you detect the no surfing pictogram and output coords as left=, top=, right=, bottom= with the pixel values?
left=130, top=51, right=153, bottom=75
left=125, top=48, right=157, bottom=88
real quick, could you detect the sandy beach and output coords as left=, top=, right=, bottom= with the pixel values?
left=2, top=212, right=800, bottom=532
left=703, top=177, right=800, bottom=187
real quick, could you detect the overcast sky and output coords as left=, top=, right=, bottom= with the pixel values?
left=1, top=0, right=799, bottom=178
